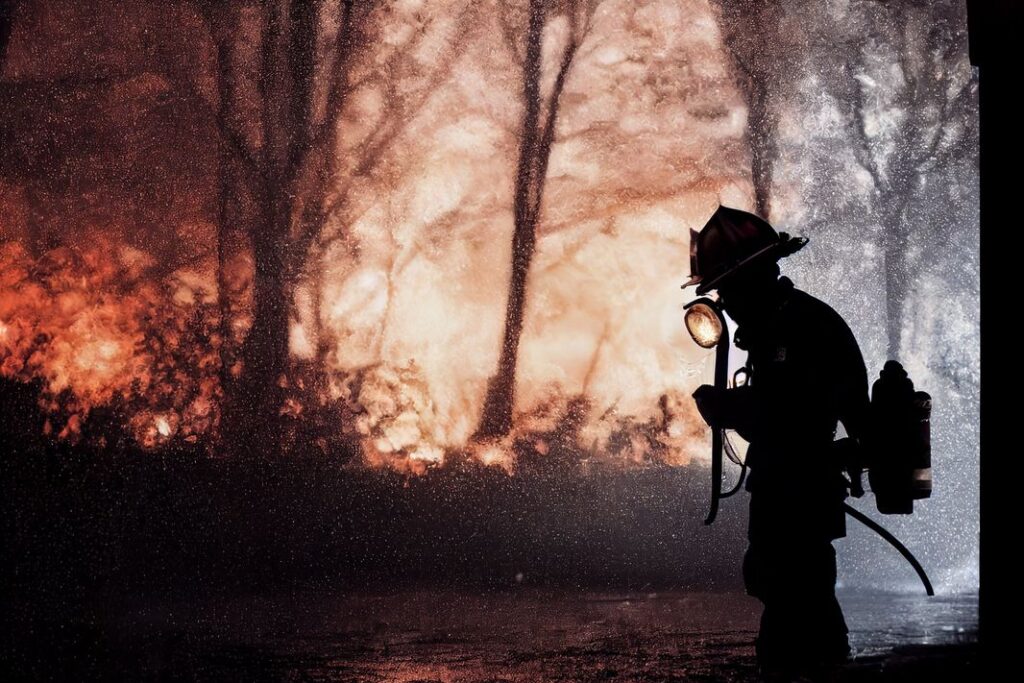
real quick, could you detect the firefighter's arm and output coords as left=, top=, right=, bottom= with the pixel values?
left=692, top=349, right=837, bottom=442
left=691, top=384, right=760, bottom=441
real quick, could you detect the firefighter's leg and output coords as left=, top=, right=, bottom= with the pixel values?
left=745, top=539, right=849, bottom=670
left=744, top=542, right=791, bottom=667
left=784, top=540, right=849, bottom=667
left=802, top=541, right=850, bottom=664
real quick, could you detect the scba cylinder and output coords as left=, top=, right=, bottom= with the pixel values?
left=910, top=391, right=932, bottom=501
left=867, top=361, right=932, bottom=515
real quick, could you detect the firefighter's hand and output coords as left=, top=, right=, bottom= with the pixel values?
left=692, top=384, right=727, bottom=428
left=833, top=438, right=866, bottom=498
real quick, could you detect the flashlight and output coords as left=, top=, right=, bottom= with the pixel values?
left=684, top=298, right=724, bottom=348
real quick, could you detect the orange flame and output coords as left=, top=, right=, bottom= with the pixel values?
left=0, top=240, right=224, bottom=446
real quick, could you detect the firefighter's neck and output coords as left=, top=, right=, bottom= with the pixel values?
left=721, top=276, right=789, bottom=329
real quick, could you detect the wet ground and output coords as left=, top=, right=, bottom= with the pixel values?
left=22, top=588, right=976, bottom=681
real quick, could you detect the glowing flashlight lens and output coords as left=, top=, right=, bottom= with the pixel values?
left=685, top=303, right=723, bottom=348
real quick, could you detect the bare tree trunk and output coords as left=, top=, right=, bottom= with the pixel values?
left=712, top=0, right=783, bottom=219
left=232, top=0, right=318, bottom=456
left=475, top=1, right=546, bottom=440
left=747, top=86, right=775, bottom=219
left=205, top=10, right=244, bottom=444
left=841, top=0, right=973, bottom=362
left=197, top=0, right=440, bottom=453
left=239, top=190, right=292, bottom=454
left=882, top=198, right=911, bottom=361
left=214, top=148, right=238, bottom=402
left=476, top=0, right=581, bottom=440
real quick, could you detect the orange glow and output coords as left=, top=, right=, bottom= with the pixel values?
left=0, top=240, right=224, bottom=446
left=0, top=0, right=751, bottom=467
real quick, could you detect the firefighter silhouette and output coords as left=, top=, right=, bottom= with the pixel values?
left=684, top=205, right=870, bottom=675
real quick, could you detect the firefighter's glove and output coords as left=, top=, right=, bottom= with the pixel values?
left=692, top=384, right=728, bottom=428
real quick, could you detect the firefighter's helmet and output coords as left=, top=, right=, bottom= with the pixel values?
left=682, top=205, right=808, bottom=295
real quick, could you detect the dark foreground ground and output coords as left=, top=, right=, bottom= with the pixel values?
left=0, top=417, right=980, bottom=681
left=5, top=588, right=977, bottom=681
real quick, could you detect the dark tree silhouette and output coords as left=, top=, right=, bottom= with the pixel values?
left=710, top=0, right=787, bottom=219
left=193, top=0, right=369, bottom=455
left=306, top=2, right=481, bottom=369
left=475, top=0, right=599, bottom=440
left=197, top=0, right=479, bottom=454
left=839, top=1, right=975, bottom=360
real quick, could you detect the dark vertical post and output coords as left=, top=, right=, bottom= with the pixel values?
left=968, top=0, right=1015, bottom=664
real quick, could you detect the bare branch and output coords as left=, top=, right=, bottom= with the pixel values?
left=308, top=0, right=358, bottom=164
left=258, top=0, right=282, bottom=174
left=840, top=60, right=885, bottom=193
left=291, top=2, right=481, bottom=275
left=531, top=35, right=579, bottom=222
left=498, top=1, right=526, bottom=66
left=163, top=4, right=268, bottom=190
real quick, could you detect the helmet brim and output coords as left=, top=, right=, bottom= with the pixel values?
left=680, top=274, right=702, bottom=289
left=687, top=235, right=808, bottom=295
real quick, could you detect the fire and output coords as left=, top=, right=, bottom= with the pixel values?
left=476, top=442, right=516, bottom=473
left=0, top=240, right=224, bottom=446
left=0, top=225, right=716, bottom=465
left=0, top=0, right=750, bottom=468
left=348, top=363, right=451, bottom=472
